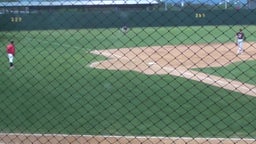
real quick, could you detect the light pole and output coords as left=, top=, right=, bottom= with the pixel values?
left=224, top=0, right=230, bottom=9
left=181, top=0, right=184, bottom=7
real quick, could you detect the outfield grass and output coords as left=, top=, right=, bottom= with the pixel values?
left=0, top=25, right=256, bottom=138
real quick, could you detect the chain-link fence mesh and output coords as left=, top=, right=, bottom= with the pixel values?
left=1, top=0, right=256, bottom=143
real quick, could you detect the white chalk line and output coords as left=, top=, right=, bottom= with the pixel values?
left=162, top=66, right=256, bottom=96
left=89, top=50, right=256, bottom=97
left=0, top=133, right=255, bottom=142
left=91, top=50, right=123, bottom=59
left=89, top=50, right=129, bottom=68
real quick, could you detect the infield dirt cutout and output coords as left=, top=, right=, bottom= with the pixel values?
left=90, top=42, right=256, bottom=97
left=2, top=42, right=256, bottom=144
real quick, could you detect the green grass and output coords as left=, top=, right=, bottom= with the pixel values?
left=0, top=25, right=256, bottom=138
left=194, top=60, right=256, bottom=85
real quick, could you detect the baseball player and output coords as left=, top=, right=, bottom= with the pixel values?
left=120, top=25, right=129, bottom=34
left=6, top=41, right=15, bottom=69
left=235, top=29, right=246, bottom=55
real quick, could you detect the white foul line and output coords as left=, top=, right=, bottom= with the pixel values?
left=163, top=66, right=256, bottom=97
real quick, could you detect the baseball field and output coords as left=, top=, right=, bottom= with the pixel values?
left=1, top=25, right=256, bottom=143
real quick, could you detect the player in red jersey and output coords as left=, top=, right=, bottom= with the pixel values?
left=6, top=41, right=16, bottom=69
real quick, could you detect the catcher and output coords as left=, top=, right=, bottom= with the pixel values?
left=235, top=29, right=246, bottom=55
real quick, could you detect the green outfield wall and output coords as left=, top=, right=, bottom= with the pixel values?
left=0, top=9, right=255, bottom=31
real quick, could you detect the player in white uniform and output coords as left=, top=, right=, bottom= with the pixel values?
left=235, top=29, right=245, bottom=55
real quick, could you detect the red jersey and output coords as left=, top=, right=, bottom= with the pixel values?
left=6, top=43, right=15, bottom=55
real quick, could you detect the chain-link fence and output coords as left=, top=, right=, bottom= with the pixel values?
left=1, top=0, right=256, bottom=144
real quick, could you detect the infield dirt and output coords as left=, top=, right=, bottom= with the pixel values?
left=90, top=42, right=256, bottom=97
